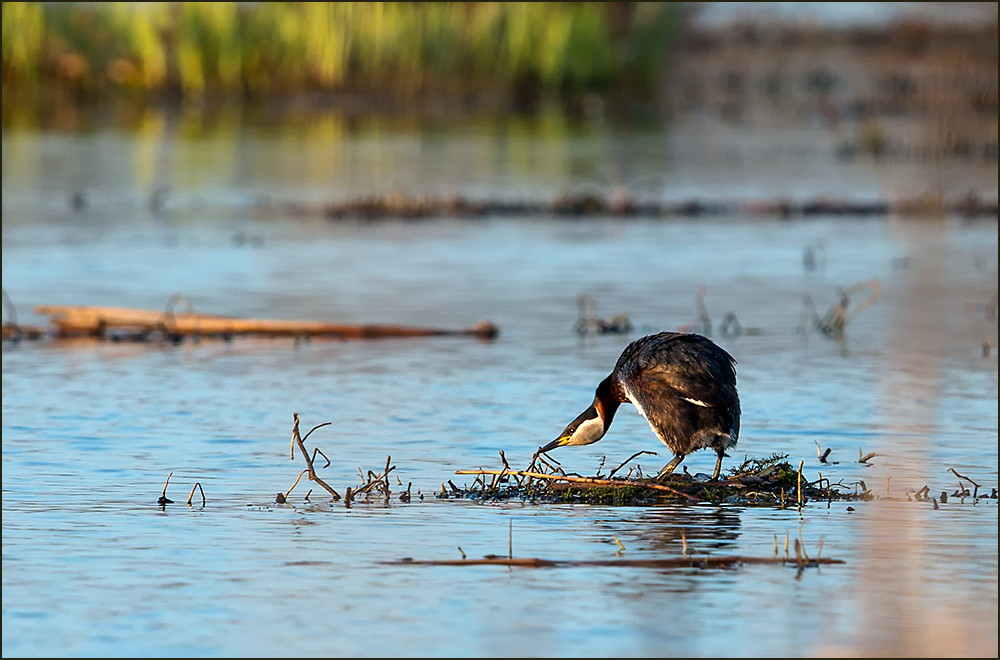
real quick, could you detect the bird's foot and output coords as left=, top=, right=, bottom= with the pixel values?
left=655, top=454, right=686, bottom=483
left=710, top=451, right=730, bottom=481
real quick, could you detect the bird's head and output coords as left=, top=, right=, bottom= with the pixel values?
left=540, top=401, right=608, bottom=453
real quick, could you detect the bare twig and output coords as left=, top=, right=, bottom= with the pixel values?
left=302, top=422, right=332, bottom=444
left=352, top=457, right=396, bottom=498
left=797, top=460, right=804, bottom=509
left=537, top=452, right=561, bottom=469
left=608, top=450, right=658, bottom=479
left=158, top=471, right=174, bottom=505
left=290, top=413, right=341, bottom=501
left=187, top=482, right=206, bottom=506
left=283, top=469, right=309, bottom=499
left=948, top=467, right=981, bottom=489
left=310, top=447, right=331, bottom=469
left=815, top=441, right=832, bottom=464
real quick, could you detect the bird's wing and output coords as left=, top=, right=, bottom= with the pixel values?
left=622, top=336, right=737, bottom=409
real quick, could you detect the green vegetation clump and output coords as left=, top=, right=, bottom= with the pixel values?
left=2, top=2, right=680, bottom=105
left=549, top=484, right=661, bottom=506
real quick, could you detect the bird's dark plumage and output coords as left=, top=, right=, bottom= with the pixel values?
left=542, top=332, right=741, bottom=480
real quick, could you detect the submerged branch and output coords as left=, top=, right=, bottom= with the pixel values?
left=389, top=555, right=846, bottom=568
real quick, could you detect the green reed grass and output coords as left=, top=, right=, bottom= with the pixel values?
left=2, top=2, right=680, bottom=102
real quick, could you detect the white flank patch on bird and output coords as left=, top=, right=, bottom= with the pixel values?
left=621, top=382, right=648, bottom=419
left=682, top=397, right=711, bottom=407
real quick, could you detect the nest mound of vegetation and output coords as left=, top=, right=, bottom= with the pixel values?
left=445, top=452, right=871, bottom=506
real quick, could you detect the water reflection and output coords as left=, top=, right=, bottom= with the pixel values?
left=605, top=506, right=743, bottom=556
left=6, top=104, right=997, bottom=228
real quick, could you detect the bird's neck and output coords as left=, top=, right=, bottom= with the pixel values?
left=594, top=375, right=621, bottom=427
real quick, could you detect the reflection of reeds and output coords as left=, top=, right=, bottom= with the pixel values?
left=2, top=2, right=679, bottom=102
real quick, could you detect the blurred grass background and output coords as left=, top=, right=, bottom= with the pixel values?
left=2, top=1, right=995, bottom=173
left=1, top=2, right=680, bottom=110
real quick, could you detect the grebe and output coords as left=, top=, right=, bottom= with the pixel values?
left=540, top=332, right=740, bottom=481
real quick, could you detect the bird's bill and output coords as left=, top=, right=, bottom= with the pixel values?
left=541, top=404, right=601, bottom=453
left=539, top=436, right=570, bottom=453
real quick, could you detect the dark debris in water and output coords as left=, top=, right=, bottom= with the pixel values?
left=287, top=192, right=999, bottom=221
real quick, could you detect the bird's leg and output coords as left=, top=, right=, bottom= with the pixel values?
left=656, top=453, right=686, bottom=481
left=711, top=449, right=726, bottom=481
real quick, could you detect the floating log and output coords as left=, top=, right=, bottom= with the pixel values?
left=33, top=304, right=499, bottom=341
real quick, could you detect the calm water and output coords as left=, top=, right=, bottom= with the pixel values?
left=2, top=113, right=998, bottom=657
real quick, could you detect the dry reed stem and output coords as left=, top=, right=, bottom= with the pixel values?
left=291, top=413, right=341, bottom=501
left=310, top=447, right=331, bottom=469
left=187, top=482, right=206, bottom=506
left=352, top=457, right=396, bottom=499
left=948, top=467, right=981, bottom=489
left=455, top=469, right=700, bottom=502
left=607, top=450, right=658, bottom=479
left=797, top=460, right=804, bottom=509
left=283, top=469, right=309, bottom=499
left=158, top=471, right=174, bottom=504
